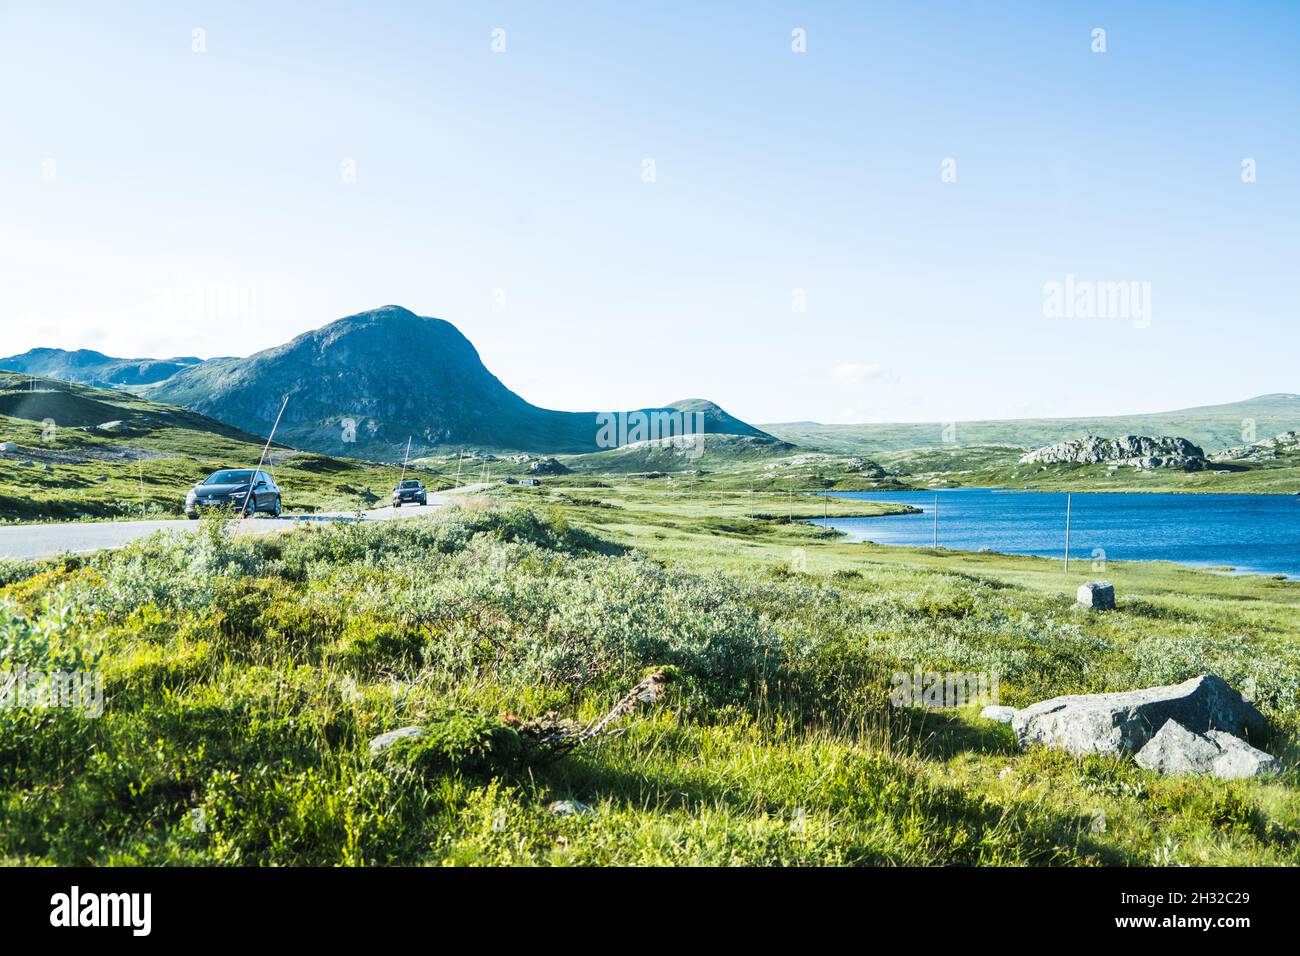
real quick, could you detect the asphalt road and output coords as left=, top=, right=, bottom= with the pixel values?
left=0, top=485, right=491, bottom=562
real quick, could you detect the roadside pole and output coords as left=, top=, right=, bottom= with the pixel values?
left=399, top=436, right=412, bottom=486
left=1065, top=493, right=1072, bottom=573
left=245, top=395, right=289, bottom=518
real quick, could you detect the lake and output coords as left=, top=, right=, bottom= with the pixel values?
left=812, top=489, right=1300, bottom=579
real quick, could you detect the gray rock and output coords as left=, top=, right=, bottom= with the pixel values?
left=1076, top=581, right=1115, bottom=610
left=0, top=441, right=15, bottom=453
left=367, top=725, right=427, bottom=757
left=547, top=799, right=593, bottom=817
left=1133, top=719, right=1222, bottom=775
left=1204, top=731, right=1283, bottom=780
left=1012, top=674, right=1265, bottom=756
left=979, top=705, right=1018, bottom=724
left=1019, top=435, right=1207, bottom=471
left=1135, top=720, right=1281, bottom=779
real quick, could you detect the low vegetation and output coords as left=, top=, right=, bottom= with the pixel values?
left=2, top=482, right=1296, bottom=866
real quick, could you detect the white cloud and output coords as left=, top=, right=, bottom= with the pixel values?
left=828, top=362, right=900, bottom=386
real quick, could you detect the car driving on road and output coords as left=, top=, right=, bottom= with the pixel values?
left=186, top=469, right=282, bottom=519
left=392, top=478, right=428, bottom=508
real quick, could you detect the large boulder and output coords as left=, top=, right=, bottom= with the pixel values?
left=1135, top=720, right=1281, bottom=779
left=1076, top=581, right=1115, bottom=610
left=1012, top=674, right=1265, bottom=756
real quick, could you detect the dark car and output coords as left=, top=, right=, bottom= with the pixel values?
left=186, top=469, right=282, bottom=519
left=392, top=478, right=427, bottom=507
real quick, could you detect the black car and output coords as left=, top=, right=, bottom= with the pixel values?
left=186, top=469, right=282, bottom=519
left=392, top=478, right=427, bottom=507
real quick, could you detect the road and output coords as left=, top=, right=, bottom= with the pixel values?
left=0, top=485, right=492, bottom=562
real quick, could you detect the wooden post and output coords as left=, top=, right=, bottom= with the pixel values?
left=932, top=494, right=939, bottom=549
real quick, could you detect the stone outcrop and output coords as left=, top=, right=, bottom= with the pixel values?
left=528, top=457, right=569, bottom=475
left=1018, top=435, right=1208, bottom=471
left=1215, top=430, right=1300, bottom=463
left=1076, top=581, right=1115, bottom=610
left=1134, top=720, right=1281, bottom=779
left=1011, top=674, right=1265, bottom=756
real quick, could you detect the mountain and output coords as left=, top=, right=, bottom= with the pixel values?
left=145, top=306, right=771, bottom=459
left=763, top=394, right=1300, bottom=456
left=0, top=348, right=206, bottom=387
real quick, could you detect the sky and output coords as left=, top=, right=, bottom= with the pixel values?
left=1, top=1, right=1297, bottom=425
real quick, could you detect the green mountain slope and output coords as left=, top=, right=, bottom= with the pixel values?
left=764, top=394, right=1300, bottom=456
left=146, top=305, right=770, bottom=459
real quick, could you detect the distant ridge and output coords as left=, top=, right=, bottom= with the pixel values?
left=763, top=394, right=1300, bottom=456
left=0, top=348, right=206, bottom=387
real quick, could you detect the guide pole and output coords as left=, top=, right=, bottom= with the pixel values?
left=399, top=436, right=412, bottom=486
left=1065, top=493, right=1072, bottom=573
left=246, top=394, right=289, bottom=518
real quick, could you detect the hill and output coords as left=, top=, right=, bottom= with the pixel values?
left=0, top=372, right=434, bottom=520
left=763, top=394, right=1300, bottom=456
left=0, top=348, right=206, bottom=387
left=145, top=305, right=769, bottom=459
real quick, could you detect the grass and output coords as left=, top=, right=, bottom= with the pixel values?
left=0, top=373, right=450, bottom=521
left=1, top=477, right=1297, bottom=866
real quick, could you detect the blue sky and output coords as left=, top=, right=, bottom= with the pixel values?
left=1, top=1, right=1296, bottom=424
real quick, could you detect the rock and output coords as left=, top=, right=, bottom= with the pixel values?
left=1076, top=581, right=1115, bottom=610
left=1132, top=719, right=1222, bottom=774
left=1204, top=731, right=1283, bottom=779
left=95, top=420, right=130, bottom=433
left=0, top=441, right=15, bottom=452
left=367, top=725, right=427, bottom=757
left=1135, top=720, right=1281, bottom=779
left=980, top=705, right=1018, bottom=724
left=1012, top=674, right=1266, bottom=756
left=1019, top=435, right=1207, bottom=471
left=528, top=457, right=569, bottom=476
left=547, top=800, right=593, bottom=817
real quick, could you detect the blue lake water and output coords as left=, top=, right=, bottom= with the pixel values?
left=812, top=489, right=1300, bottom=579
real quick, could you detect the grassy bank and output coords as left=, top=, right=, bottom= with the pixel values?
left=1, top=481, right=1297, bottom=866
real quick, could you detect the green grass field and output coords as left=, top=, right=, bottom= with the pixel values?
left=0, top=374, right=449, bottom=521
left=2, top=478, right=1296, bottom=866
